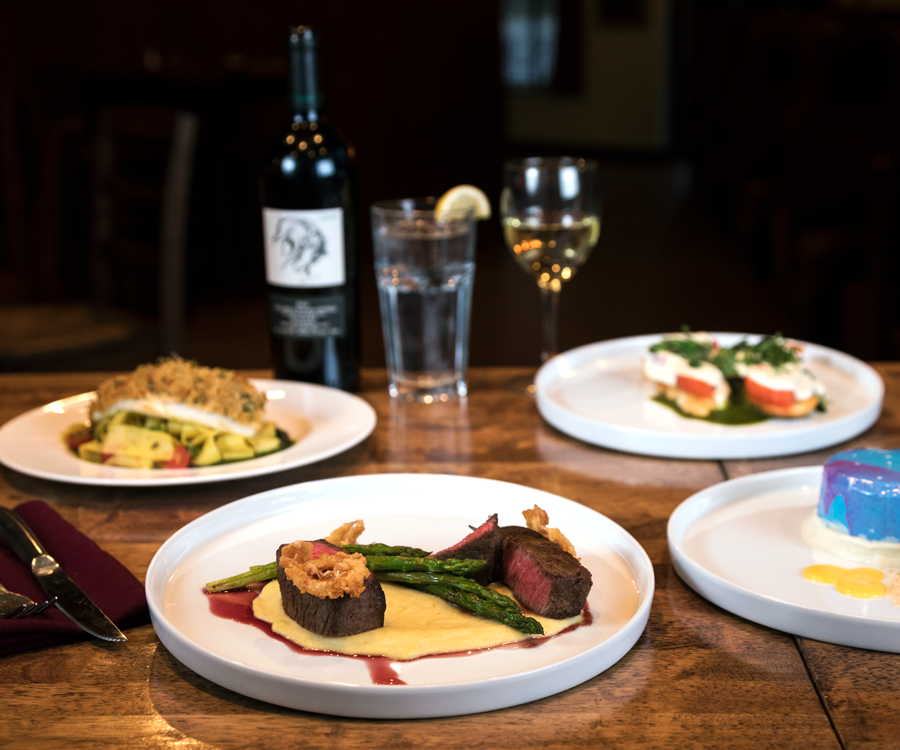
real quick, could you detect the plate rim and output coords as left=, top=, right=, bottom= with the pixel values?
left=667, top=465, right=900, bottom=652
left=535, top=332, right=884, bottom=459
left=145, top=472, right=655, bottom=718
left=0, top=378, right=376, bottom=487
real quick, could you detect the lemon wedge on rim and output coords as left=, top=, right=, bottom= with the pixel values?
left=434, top=184, right=492, bottom=220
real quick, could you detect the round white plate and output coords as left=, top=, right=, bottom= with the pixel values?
left=535, top=333, right=883, bottom=459
left=0, top=379, right=376, bottom=486
left=668, top=466, right=900, bottom=652
left=146, top=473, right=654, bottom=719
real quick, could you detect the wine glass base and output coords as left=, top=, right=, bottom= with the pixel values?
left=507, top=373, right=537, bottom=397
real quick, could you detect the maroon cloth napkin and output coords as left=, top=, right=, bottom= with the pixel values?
left=0, top=500, right=149, bottom=656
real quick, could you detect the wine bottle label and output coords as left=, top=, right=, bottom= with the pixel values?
left=263, top=207, right=346, bottom=288
left=269, top=292, right=346, bottom=338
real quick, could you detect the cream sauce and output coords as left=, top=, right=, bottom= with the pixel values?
left=802, top=512, right=900, bottom=569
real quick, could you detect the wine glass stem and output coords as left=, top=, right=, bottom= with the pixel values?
left=540, top=287, right=560, bottom=363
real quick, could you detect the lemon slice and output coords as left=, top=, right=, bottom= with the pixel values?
left=434, top=184, right=492, bottom=220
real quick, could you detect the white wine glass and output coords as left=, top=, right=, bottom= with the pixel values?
left=501, top=157, right=601, bottom=393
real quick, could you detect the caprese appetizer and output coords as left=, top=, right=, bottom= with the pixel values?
left=644, top=331, right=826, bottom=420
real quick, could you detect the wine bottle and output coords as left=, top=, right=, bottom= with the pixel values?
left=260, top=25, right=359, bottom=390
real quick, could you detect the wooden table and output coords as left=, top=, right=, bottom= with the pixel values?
left=2, top=366, right=899, bottom=749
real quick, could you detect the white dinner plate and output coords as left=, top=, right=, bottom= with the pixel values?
left=0, top=379, right=376, bottom=486
left=145, top=473, right=654, bottom=719
left=668, top=466, right=900, bottom=652
left=535, top=333, right=883, bottom=459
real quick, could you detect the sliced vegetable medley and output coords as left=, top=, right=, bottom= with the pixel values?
left=62, top=410, right=292, bottom=469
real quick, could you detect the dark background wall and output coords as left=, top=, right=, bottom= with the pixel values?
left=1, top=1, right=898, bottom=372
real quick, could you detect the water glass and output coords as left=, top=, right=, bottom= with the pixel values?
left=371, top=198, right=477, bottom=402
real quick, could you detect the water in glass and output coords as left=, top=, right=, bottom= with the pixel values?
left=374, top=216, right=476, bottom=402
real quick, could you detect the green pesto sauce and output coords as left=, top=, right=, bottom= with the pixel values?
left=652, top=382, right=770, bottom=425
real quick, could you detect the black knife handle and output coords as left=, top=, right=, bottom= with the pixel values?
left=0, top=507, right=47, bottom=564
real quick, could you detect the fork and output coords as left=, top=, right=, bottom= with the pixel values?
left=0, top=579, right=56, bottom=619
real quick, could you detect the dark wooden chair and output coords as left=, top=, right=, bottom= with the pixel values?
left=0, top=103, right=199, bottom=372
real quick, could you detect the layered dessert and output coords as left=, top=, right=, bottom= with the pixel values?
left=803, top=448, right=900, bottom=568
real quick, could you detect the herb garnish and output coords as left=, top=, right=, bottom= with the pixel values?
left=749, top=333, right=801, bottom=368
left=649, top=328, right=804, bottom=376
left=715, top=333, right=800, bottom=375
left=648, top=330, right=713, bottom=368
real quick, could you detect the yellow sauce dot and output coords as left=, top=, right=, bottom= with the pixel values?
left=846, top=567, right=885, bottom=582
left=803, top=564, right=846, bottom=584
left=835, top=577, right=887, bottom=599
left=803, top=564, right=887, bottom=599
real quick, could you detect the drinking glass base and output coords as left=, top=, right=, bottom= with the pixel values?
left=389, top=376, right=467, bottom=403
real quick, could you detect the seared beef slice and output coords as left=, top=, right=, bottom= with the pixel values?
left=276, top=542, right=386, bottom=637
left=500, top=526, right=592, bottom=618
left=430, top=514, right=502, bottom=584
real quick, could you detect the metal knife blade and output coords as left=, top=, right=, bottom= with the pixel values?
left=0, top=507, right=126, bottom=642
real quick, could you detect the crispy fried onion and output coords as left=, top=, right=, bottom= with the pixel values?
left=324, top=519, right=365, bottom=546
left=523, top=505, right=580, bottom=560
left=279, top=541, right=369, bottom=599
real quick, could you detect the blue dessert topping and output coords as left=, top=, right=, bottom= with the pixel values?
left=818, top=448, right=900, bottom=542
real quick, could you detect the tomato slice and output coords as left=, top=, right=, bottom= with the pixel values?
left=163, top=445, right=192, bottom=469
left=65, top=433, right=92, bottom=451
left=745, top=377, right=795, bottom=407
left=676, top=374, right=714, bottom=399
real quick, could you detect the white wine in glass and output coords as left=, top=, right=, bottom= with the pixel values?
left=503, top=213, right=600, bottom=290
left=501, top=157, right=601, bottom=392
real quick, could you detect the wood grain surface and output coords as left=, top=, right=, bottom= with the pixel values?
left=0, top=366, right=897, bottom=749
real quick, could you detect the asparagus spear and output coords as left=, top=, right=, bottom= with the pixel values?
left=205, top=561, right=277, bottom=593
left=204, top=556, right=484, bottom=593
left=365, top=556, right=485, bottom=575
left=409, top=583, right=544, bottom=635
left=375, top=571, right=520, bottom=611
left=341, top=543, right=432, bottom=557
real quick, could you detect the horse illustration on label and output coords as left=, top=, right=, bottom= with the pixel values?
left=272, top=216, right=327, bottom=277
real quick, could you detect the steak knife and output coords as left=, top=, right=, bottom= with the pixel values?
left=0, top=507, right=127, bottom=642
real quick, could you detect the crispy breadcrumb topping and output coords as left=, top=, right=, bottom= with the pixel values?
left=523, top=505, right=580, bottom=560
left=324, top=520, right=365, bottom=546
left=279, top=541, right=369, bottom=599
left=94, top=358, right=266, bottom=427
